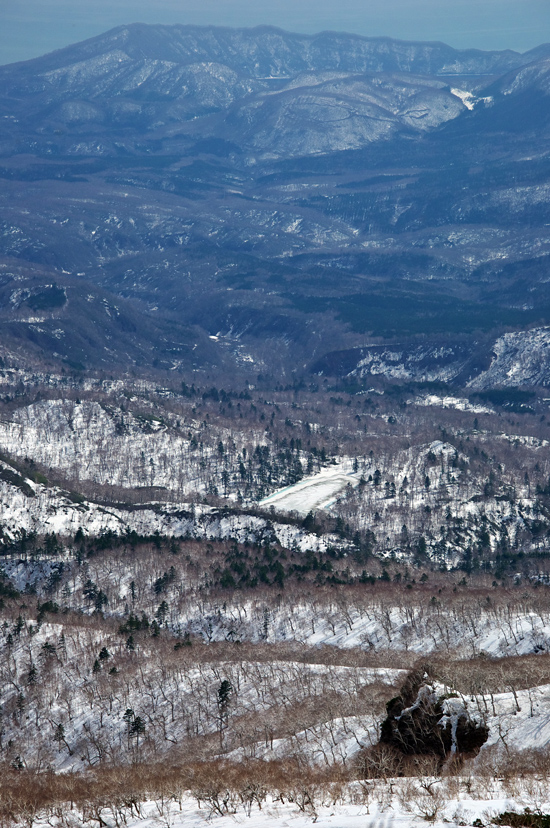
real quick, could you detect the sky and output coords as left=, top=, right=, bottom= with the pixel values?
left=1, top=0, right=550, bottom=66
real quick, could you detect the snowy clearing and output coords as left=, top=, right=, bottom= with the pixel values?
left=260, top=460, right=361, bottom=514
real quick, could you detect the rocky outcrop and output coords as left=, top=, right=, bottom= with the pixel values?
left=380, top=672, right=488, bottom=759
left=468, top=328, right=550, bottom=389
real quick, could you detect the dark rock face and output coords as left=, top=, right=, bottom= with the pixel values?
left=380, top=674, right=488, bottom=759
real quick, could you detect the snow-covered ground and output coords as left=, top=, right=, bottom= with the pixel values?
left=50, top=794, right=525, bottom=828
left=482, top=683, right=550, bottom=751
left=260, top=460, right=361, bottom=514
left=14, top=779, right=550, bottom=828
left=179, top=597, right=550, bottom=658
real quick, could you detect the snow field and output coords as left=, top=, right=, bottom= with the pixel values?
left=260, top=459, right=361, bottom=514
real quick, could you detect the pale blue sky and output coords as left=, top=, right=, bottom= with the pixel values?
left=2, top=0, right=550, bottom=66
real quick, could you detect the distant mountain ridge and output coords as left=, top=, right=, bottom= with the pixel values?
left=1, top=24, right=550, bottom=384
left=3, top=23, right=537, bottom=77
left=1, top=23, right=549, bottom=155
left=2, top=23, right=549, bottom=162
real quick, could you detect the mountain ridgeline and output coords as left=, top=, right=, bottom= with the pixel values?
left=0, top=24, right=550, bottom=386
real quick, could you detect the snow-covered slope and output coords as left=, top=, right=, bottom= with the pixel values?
left=0, top=464, right=349, bottom=555
left=469, top=327, right=550, bottom=388
left=260, top=460, right=360, bottom=514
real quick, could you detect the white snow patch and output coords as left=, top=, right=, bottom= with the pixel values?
left=451, top=87, right=476, bottom=110
left=260, top=460, right=361, bottom=514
